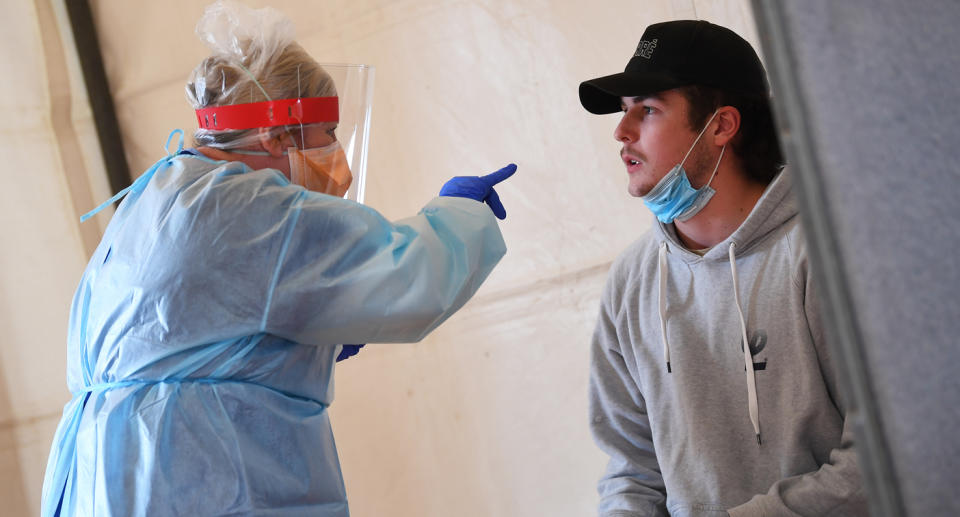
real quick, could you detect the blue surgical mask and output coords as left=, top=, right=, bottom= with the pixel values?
left=643, top=110, right=725, bottom=224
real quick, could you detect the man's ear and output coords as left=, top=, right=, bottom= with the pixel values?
left=258, top=127, right=289, bottom=158
left=712, top=106, right=741, bottom=147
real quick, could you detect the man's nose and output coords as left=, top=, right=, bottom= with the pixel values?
left=614, top=115, right=636, bottom=143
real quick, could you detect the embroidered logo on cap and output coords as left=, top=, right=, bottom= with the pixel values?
left=634, top=38, right=658, bottom=59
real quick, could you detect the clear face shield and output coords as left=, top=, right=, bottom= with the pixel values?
left=320, top=64, right=374, bottom=204
left=194, top=63, right=374, bottom=203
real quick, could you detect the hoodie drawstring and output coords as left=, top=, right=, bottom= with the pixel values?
left=656, top=241, right=762, bottom=445
left=658, top=242, right=671, bottom=373
left=729, top=242, right=762, bottom=445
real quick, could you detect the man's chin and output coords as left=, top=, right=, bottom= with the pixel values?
left=628, top=182, right=652, bottom=198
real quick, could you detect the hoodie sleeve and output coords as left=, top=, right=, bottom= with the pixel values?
left=727, top=257, right=868, bottom=517
left=589, top=274, right=669, bottom=517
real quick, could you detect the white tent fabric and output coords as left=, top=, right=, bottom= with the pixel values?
left=0, top=1, right=759, bottom=516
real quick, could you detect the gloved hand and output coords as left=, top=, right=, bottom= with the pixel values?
left=439, top=163, right=517, bottom=220
left=336, top=344, right=365, bottom=362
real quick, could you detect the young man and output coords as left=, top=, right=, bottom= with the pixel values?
left=579, top=20, right=867, bottom=516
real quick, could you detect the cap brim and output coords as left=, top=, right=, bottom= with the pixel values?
left=579, top=71, right=686, bottom=114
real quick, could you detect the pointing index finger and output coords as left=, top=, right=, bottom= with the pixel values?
left=479, top=163, right=517, bottom=186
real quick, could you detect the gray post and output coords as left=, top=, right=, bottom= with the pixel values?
left=750, top=2, right=960, bottom=516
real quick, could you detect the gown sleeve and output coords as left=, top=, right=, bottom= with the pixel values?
left=260, top=189, right=506, bottom=345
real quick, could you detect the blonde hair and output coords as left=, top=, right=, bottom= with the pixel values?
left=185, top=42, right=336, bottom=149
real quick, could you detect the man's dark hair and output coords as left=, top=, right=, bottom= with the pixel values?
left=677, top=85, right=785, bottom=185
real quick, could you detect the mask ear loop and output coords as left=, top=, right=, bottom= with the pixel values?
left=703, top=144, right=725, bottom=188
left=237, top=62, right=272, bottom=102
left=679, top=109, right=720, bottom=169
left=297, top=64, right=305, bottom=149
left=279, top=64, right=306, bottom=151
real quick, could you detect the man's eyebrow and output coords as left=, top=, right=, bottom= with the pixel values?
left=620, top=92, right=665, bottom=109
left=635, top=92, right=665, bottom=102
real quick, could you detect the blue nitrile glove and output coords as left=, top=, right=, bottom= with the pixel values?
left=336, top=344, right=365, bottom=362
left=439, top=163, right=517, bottom=220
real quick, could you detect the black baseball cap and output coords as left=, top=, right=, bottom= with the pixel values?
left=579, top=20, right=769, bottom=114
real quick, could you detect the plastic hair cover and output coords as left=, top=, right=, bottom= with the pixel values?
left=185, top=0, right=334, bottom=150
left=194, top=0, right=294, bottom=74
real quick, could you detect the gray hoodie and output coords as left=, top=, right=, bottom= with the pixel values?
left=589, top=170, right=866, bottom=516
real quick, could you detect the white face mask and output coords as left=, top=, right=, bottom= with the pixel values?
left=642, top=110, right=725, bottom=223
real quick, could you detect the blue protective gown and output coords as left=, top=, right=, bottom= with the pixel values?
left=41, top=148, right=506, bottom=516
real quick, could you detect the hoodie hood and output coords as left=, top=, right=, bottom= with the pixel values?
left=654, top=168, right=797, bottom=262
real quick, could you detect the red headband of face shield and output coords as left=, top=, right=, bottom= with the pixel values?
left=195, top=96, right=339, bottom=130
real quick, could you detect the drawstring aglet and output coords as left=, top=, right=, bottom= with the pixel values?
left=666, top=361, right=672, bottom=373
left=756, top=434, right=762, bottom=446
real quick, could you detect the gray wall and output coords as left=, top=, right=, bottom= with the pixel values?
left=752, top=1, right=960, bottom=515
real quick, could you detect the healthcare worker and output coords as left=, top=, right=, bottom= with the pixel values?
left=40, top=1, right=516, bottom=516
